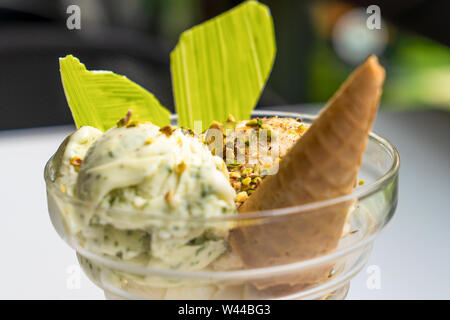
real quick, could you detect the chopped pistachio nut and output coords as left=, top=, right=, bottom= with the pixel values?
left=116, top=110, right=132, bottom=127
left=252, top=177, right=262, bottom=185
left=242, top=168, right=253, bottom=176
left=70, top=156, right=82, bottom=167
left=227, top=114, right=236, bottom=122
left=159, top=125, right=176, bottom=137
left=246, top=118, right=263, bottom=128
left=297, top=124, right=307, bottom=134
left=229, top=171, right=241, bottom=179
left=232, top=181, right=242, bottom=190
left=175, top=161, right=187, bottom=175
left=241, top=177, right=252, bottom=186
left=226, top=163, right=240, bottom=169
left=180, top=127, right=194, bottom=136
left=235, top=191, right=249, bottom=203
left=144, top=137, right=155, bottom=145
left=209, top=121, right=222, bottom=131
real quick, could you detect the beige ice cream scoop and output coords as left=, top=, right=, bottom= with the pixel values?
left=228, top=55, right=386, bottom=294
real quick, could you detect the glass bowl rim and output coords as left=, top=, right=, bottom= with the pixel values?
left=44, top=109, right=400, bottom=222
left=71, top=231, right=375, bottom=279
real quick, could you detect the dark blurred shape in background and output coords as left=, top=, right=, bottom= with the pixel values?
left=0, top=0, right=449, bottom=130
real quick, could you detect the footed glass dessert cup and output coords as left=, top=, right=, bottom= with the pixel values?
left=45, top=110, right=399, bottom=300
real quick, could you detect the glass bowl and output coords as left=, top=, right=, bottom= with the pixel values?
left=45, top=110, right=399, bottom=300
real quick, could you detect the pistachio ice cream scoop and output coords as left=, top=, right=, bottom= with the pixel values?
left=53, top=122, right=237, bottom=274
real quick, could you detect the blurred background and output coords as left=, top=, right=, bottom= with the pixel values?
left=0, top=0, right=449, bottom=129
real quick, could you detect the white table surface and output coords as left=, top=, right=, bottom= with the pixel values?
left=1, top=105, right=449, bottom=299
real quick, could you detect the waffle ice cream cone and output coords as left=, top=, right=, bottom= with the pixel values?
left=228, top=55, right=385, bottom=294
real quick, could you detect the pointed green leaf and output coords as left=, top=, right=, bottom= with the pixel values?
left=170, top=0, right=276, bottom=130
left=60, top=55, right=170, bottom=131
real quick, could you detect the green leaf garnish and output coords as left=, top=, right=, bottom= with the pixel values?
left=59, top=55, right=170, bottom=131
left=170, top=0, right=276, bottom=130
